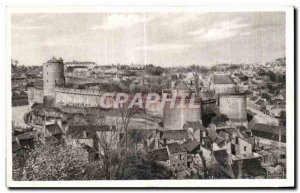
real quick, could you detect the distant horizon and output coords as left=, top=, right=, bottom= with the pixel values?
left=11, top=55, right=285, bottom=67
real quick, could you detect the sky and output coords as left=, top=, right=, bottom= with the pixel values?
left=11, top=12, right=286, bottom=67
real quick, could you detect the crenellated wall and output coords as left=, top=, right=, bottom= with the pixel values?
left=54, top=87, right=113, bottom=107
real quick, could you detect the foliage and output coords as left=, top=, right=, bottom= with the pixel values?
left=13, top=139, right=102, bottom=181
left=145, top=65, right=165, bottom=76
left=122, top=153, right=175, bottom=180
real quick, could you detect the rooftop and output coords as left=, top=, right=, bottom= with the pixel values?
left=214, top=74, right=236, bottom=85
left=251, top=123, right=286, bottom=135
left=46, top=124, right=63, bottom=135
left=167, top=142, right=186, bottom=154
left=181, top=140, right=200, bottom=153
left=149, top=148, right=169, bottom=161
left=160, top=130, right=189, bottom=141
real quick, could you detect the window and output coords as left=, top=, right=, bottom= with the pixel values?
left=47, top=72, right=48, bottom=75
left=47, top=79, right=48, bottom=82
left=167, top=160, right=170, bottom=166
left=180, top=154, right=184, bottom=160
left=244, top=146, right=247, bottom=151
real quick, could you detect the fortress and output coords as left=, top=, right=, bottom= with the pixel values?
left=29, top=57, right=112, bottom=108
left=29, top=58, right=247, bottom=129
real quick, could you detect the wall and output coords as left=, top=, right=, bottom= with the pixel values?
left=236, top=138, right=252, bottom=156
left=28, top=87, right=44, bottom=104
left=164, top=102, right=201, bottom=130
left=54, top=87, right=114, bottom=108
left=249, top=107, right=280, bottom=126
left=65, top=76, right=111, bottom=85
left=219, top=94, right=247, bottom=121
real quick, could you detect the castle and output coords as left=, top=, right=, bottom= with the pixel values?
left=29, top=58, right=248, bottom=130
left=29, top=57, right=114, bottom=108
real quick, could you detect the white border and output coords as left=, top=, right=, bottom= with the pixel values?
left=6, top=6, right=295, bottom=188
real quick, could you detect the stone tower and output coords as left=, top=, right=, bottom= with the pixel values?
left=43, top=57, right=65, bottom=98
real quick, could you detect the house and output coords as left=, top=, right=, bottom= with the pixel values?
left=45, top=123, right=64, bottom=140
left=212, top=74, right=237, bottom=94
left=16, top=131, right=35, bottom=149
left=159, top=130, right=189, bottom=145
left=183, top=121, right=207, bottom=143
left=181, top=140, right=201, bottom=168
left=254, top=99, right=266, bottom=112
left=251, top=123, right=286, bottom=143
left=66, top=125, right=120, bottom=153
left=149, top=147, right=170, bottom=166
left=166, top=143, right=188, bottom=171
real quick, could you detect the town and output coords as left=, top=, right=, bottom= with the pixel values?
left=11, top=57, right=286, bottom=180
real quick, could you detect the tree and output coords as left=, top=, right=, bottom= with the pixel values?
left=119, top=102, right=145, bottom=147
left=122, top=153, right=175, bottom=180
left=13, top=139, right=102, bottom=181
left=96, top=129, right=123, bottom=180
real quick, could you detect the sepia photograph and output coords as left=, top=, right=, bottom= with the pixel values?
left=6, top=6, right=295, bottom=188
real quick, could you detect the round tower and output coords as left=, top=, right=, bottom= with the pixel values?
left=43, top=57, right=65, bottom=98
left=218, top=93, right=247, bottom=121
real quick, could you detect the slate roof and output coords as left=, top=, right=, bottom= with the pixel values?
left=213, top=149, right=229, bottom=167
left=200, top=90, right=215, bottom=100
left=67, top=125, right=110, bottom=139
left=251, top=123, right=286, bottom=136
left=160, top=130, right=188, bottom=141
left=214, top=75, right=236, bottom=85
left=206, top=127, right=226, bottom=147
left=17, top=132, right=35, bottom=140
left=148, top=140, right=156, bottom=151
left=46, top=124, right=63, bottom=135
left=236, top=126, right=252, bottom=138
left=149, top=148, right=169, bottom=161
left=181, top=140, right=200, bottom=153
left=167, top=142, right=187, bottom=154
left=210, top=114, right=229, bottom=126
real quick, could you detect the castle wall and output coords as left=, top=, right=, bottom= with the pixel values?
left=219, top=94, right=247, bottom=121
left=43, top=62, right=64, bottom=97
left=54, top=88, right=113, bottom=108
left=55, top=92, right=100, bottom=107
left=65, top=76, right=111, bottom=85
